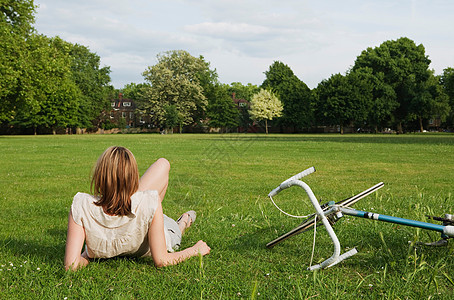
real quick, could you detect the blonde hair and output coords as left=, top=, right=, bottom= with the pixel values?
left=91, top=146, right=139, bottom=216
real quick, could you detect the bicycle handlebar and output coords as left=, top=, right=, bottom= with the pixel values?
left=267, top=167, right=358, bottom=270
left=268, top=167, right=316, bottom=197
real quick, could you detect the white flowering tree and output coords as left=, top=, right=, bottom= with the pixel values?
left=142, top=50, right=208, bottom=131
left=249, top=89, right=283, bottom=134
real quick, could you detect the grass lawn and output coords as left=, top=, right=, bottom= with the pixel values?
left=1, top=133, right=453, bottom=299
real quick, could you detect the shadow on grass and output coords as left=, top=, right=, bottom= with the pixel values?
left=225, top=226, right=291, bottom=256
left=0, top=235, right=151, bottom=270
left=0, top=237, right=65, bottom=265
left=0, top=227, right=68, bottom=264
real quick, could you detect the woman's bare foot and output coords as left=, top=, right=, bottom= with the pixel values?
left=177, top=211, right=196, bottom=234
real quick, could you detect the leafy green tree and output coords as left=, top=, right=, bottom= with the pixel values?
left=142, top=50, right=208, bottom=129
left=346, top=69, right=375, bottom=128
left=441, top=68, right=454, bottom=101
left=207, top=84, right=238, bottom=132
left=227, top=82, right=259, bottom=102
left=249, top=89, right=283, bottom=134
left=1, top=2, right=112, bottom=133
left=121, top=83, right=149, bottom=102
left=344, top=67, right=397, bottom=133
left=13, top=34, right=81, bottom=134
left=227, top=82, right=259, bottom=131
left=163, top=104, right=180, bottom=133
left=440, top=68, right=454, bottom=128
left=262, top=61, right=312, bottom=131
left=314, top=71, right=372, bottom=134
left=315, top=74, right=350, bottom=134
left=0, top=0, right=34, bottom=35
left=360, top=69, right=398, bottom=132
left=196, top=56, right=219, bottom=124
left=65, top=41, right=111, bottom=129
left=353, top=37, right=433, bottom=133
left=0, top=0, right=35, bottom=122
left=409, top=72, right=450, bottom=132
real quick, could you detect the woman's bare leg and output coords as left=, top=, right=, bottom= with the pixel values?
left=138, top=158, right=170, bottom=202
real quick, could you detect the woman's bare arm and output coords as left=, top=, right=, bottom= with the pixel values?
left=64, top=211, right=89, bottom=271
left=148, top=202, right=210, bottom=267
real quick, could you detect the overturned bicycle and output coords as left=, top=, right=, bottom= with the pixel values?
left=266, top=167, right=454, bottom=271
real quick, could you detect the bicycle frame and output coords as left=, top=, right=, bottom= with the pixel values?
left=268, top=167, right=454, bottom=271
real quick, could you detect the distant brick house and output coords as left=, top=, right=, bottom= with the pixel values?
left=428, top=118, right=442, bottom=131
left=110, top=93, right=139, bottom=127
left=232, top=92, right=249, bottom=109
left=232, top=93, right=255, bottom=132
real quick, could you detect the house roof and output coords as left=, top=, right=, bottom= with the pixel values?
left=111, top=93, right=136, bottom=108
left=232, top=92, right=249, bottom=107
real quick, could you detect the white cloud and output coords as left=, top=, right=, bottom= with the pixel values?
left=33, top=0, right=454, bottom=89
left=101, top=53, right=149, bottom=87
left=185, top=22, right=272, bottom=41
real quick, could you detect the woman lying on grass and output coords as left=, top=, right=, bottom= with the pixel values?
left=64, top=146, right=210, bottom=271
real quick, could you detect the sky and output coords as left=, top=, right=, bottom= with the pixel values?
left=33, top=0, right=454, bottom=89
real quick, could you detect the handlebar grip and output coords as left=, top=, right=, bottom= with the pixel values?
left=268, top=186, right=281, bottom=198
left=268, top=167, right=316, bottom=197
left=281, top=167, right=316, bottom=189
left=337, top=248, right=358, bottom=261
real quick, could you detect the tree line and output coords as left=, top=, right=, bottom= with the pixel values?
left=125, top=39, right=454, bottom=134
left=1, top=1, right=112, bottom=134
left=2, top=1, right=454, bottom=134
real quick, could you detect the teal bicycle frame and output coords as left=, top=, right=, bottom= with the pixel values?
left=339, top=207, right=448, bottom=235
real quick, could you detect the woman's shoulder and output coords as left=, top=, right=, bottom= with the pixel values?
left=71, top=193, right=98, bottom=226
left=131, top=190, right=159, bottom=214
left=72, top=192, right=98, bottom=211
left=73, top=192, right=97, bottom=203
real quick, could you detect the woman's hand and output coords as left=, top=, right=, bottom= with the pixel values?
left=192, top=240, right=211, bottom=256
left=149, top=203, right=211, bottom=267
